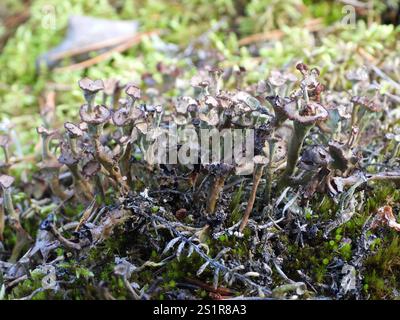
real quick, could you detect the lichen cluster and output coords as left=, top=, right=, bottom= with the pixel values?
left=0, top=59, right=400, bottom=300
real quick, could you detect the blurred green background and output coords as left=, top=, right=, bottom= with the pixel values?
left=0, top=0, right=399, bottom=162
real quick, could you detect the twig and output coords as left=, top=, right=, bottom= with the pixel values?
left=338, top=0, right=371, bottom=8
left=50, top=224, right=81, bottom=251
left=54, top=30, right=160, bottom=72
left=239, top=165, right=265, bottom=232
left=238, top=19, right=322, bottom=46
left=122, top=277, right=140, bottom=300
left=48, top=35, right=145, bottom=61
left=15, top=288, right=44, bottom=300
left=5, top=274, right=28, bottom=289
left=273, top=260, right=295, bottom=284
left=370, top=64, right=400, bottom=92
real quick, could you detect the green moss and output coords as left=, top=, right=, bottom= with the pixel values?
left=339, top=243, right=352, bottom=261
left=364, top=235, right=400, bottom=299
left=317, top=195, right=337, bottom=221
left=8, top=268, right=52, bottom=299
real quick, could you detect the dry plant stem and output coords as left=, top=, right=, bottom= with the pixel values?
left=264, top=140, right=276, bottom=206
left=368, top=173, right=400, bottom=184
left=346, top=128, right=357, bottom=147
left=1, top=145, right=10, bottom=174
left=75, top=200, right=97, bottom=232
left=2, top=187, right=32, bottom=262
left=238, top=18, right=322, bottom=45
left=67, top=135, right=78, bottom=157
left=354, top=113, right=369, bottom=146
left=350, top=104, right=359, bottom=128
left=52, top=207, right=128, bottom=252
left=84, top=95, right=96, bottom=113
left=3, top=188, right=19, bottom=226
left=279, top=123, right=311, bottom=188
left=0, top=203, right=4, bottom=241
left=48, top=35, right=142, bottom=61
left=119, top=142, right=133, bottom=186
left=112, top=89, right=122, bottom=110
left=302, top=84, right=310, bottom=104
left=5, top=274, right=28, bottom=289
left=9, top=229, right=31, bottom=263
left=50, top=224, right=81, bottom=251
left=94, top=174, right=106, bottom=202
left=40, top=91, right=56, bottom=127
left=54, top=30, right=160, bottom=72
left=39, top=128, right=59, bottom=164
left=122, top=276, right=140, bottom=300
left=49, top=173, right=70, bottom=201
left=119, top=125, right=134, bottom=187
left=39, top=132, right=69, bottom=200
left=206, top=176, right=226, bottom=214
left=41, top=134, right=52, bottom=160
left=67, top=164, right=93, bottom=202
left=94, top=139, right=129, bottom=195
left=239, top=165, right=265, bottom=233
